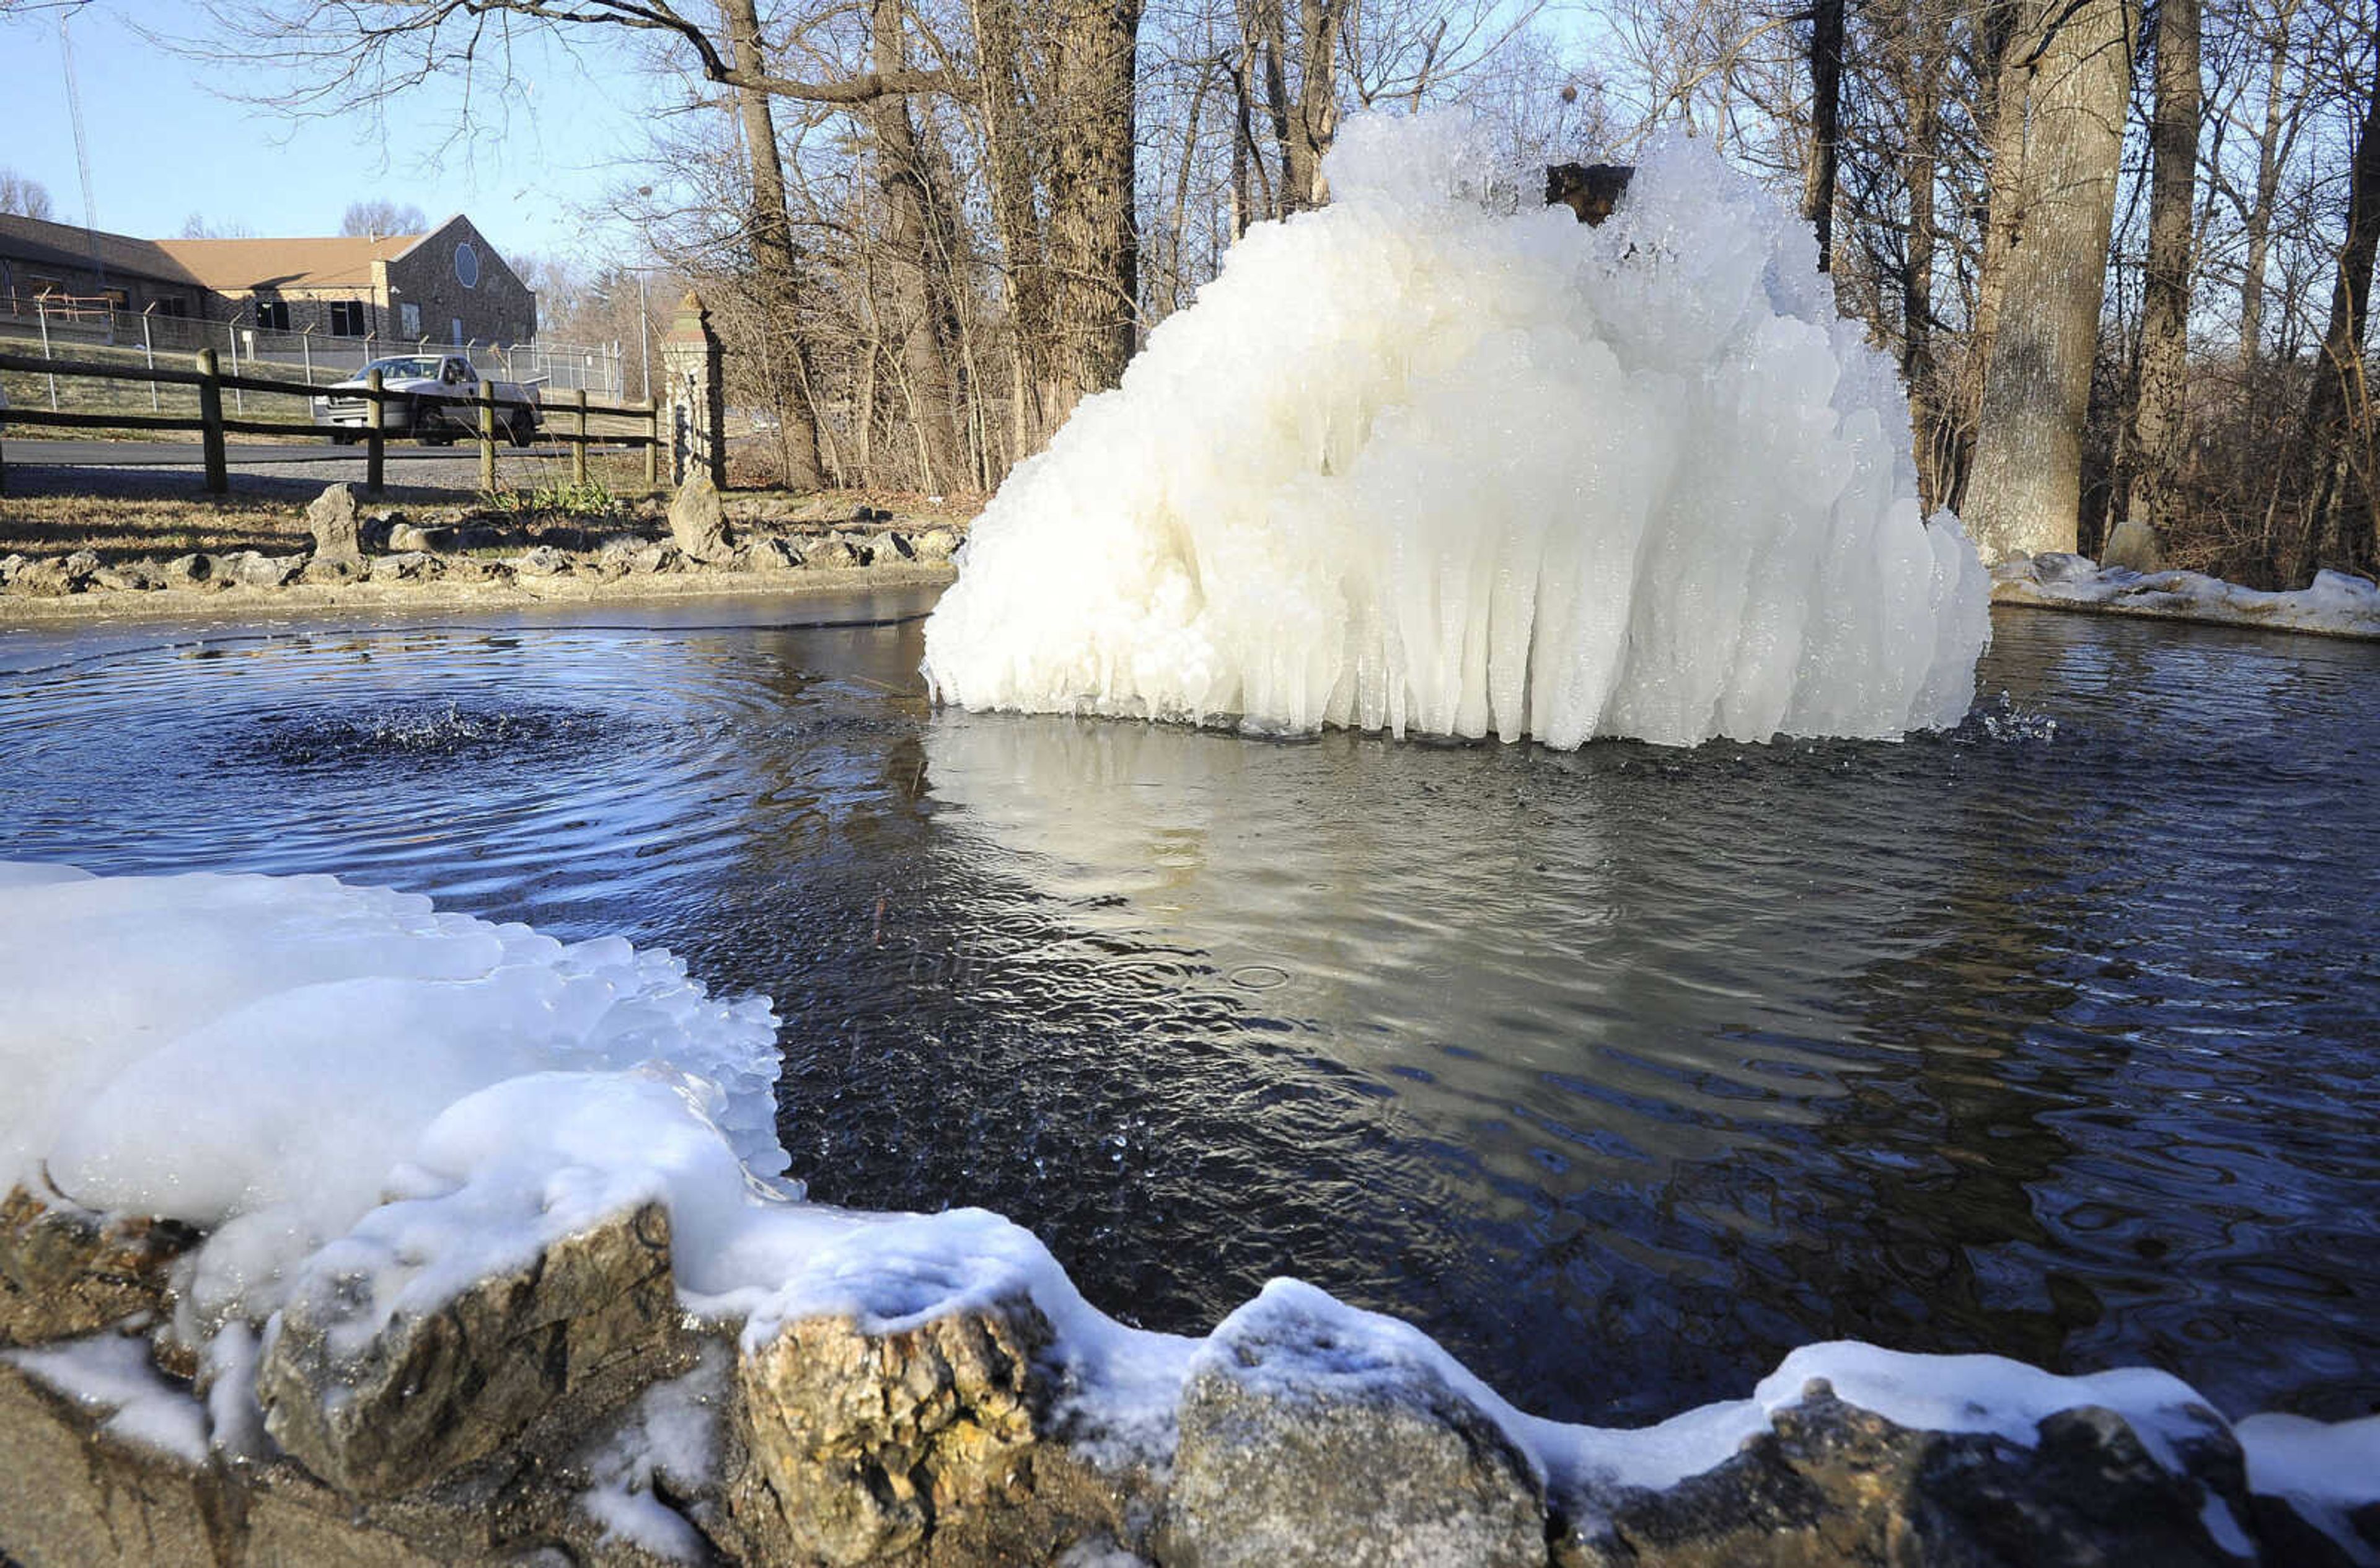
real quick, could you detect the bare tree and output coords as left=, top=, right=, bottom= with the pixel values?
left=2125, top=0, right=2203, bottom=535
left=721, top=0, right=829, bottom=488
left=2286, top=37, right=2380, bottom=576
left=1962, top=0, right=2138, bottom=559
left=179, top=213, right=260, bottom=239
left=339, top=198, right=426, bottom=236
left=0, top=167, right=54, bottom=221
left=1803, top=0, right=1848, bottom=269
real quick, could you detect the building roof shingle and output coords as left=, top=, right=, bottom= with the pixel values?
left=148, top=232, right=421, bottom=291
left=0, top=213, right=203, bottom=289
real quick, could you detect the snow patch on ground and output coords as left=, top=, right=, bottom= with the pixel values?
left=1994, top=553, right=2380, bottom=639
left=923, top=113, right=1989, bottom=749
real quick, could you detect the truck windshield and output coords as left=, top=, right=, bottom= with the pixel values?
left=361, top=358, right=444, bottom=379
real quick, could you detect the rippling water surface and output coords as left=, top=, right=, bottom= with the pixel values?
left=3, top=596, right=2375, bottom=1425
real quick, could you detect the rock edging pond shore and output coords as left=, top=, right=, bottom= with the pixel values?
left=1990, top=550, right=2380, bottom=640
left=5, top=1173, right=2377, bottom=1568
left=0, top=478, right=962, bottom=627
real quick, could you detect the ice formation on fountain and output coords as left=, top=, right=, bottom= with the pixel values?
left=922, top=115, right=1991, bottom=747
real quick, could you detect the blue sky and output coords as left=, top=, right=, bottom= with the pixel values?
left=0, top=0, right=658, bottom=261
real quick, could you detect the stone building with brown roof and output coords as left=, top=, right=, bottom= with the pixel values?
left=0, top=213, right=536, bottom=346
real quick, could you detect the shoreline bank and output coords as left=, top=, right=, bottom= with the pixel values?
left=0, top=558, right=958, bottom=632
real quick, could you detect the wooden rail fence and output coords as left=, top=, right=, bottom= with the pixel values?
left=0, top=349, right=662, bottom=498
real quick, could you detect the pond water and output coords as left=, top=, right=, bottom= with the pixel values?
left=3, top=595, right=2375, bottom=1427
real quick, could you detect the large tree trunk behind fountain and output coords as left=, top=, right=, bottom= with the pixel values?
left=2281, top=59, right=2380, bottom=582
left=723, top=0, right=831, bottom=491
left=867, top=0, right=972, bottom=493
left=1043, top=0, right=1144, bottom=427
left=2123, top=0, right=2201, bottom=545
left=1962, top=0, right=2134, bottom=562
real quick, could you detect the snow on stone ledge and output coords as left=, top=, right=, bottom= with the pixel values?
left=1993, top=552, right=2380, bottom=640
left=4, top=860, right=2377, bottom=1564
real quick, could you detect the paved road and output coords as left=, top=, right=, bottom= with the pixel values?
left=0, top=438, right=578, bottom=467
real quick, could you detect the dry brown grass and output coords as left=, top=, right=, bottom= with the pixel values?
left=0, top=492, right=319, bottom=562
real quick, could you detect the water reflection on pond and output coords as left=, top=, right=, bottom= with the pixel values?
left=2, top=597, right=2373, bottom=1424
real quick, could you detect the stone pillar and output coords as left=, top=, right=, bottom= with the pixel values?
left=659, top=290, right=727, bottom=490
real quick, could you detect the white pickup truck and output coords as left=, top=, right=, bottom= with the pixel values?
left=312, top=355, right=542, bottom=447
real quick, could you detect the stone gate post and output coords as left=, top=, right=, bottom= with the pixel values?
left=659, top=291, right=727, bottom=490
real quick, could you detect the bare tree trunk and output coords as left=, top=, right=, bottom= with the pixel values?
left=2125, top=0, right=2200, bottom=535
left=1903, top=0, right=1946, bottom=507
left=1230, top=36, right=1274, bottom=232
left=969, top=0, right=1054, bottom=462
left=723, top=0, right=829, bottom=488
left=1962, top=0, right=2136, bottom=561
left=867, top=0, right=968, bottom=490
left=2286, top=58, right=2380, bottom=579
left=1284, top=0, right=1347, bottom=209
left=1249, top=0, right=1296, bottom=216
left=1946, top=0, right=2037, bottom=511
left=1802, top=0, right=1847, bottom=271
left=1043, top=0, right=1143, bottom=423
left=2239, top=0, right=2298, bottom=366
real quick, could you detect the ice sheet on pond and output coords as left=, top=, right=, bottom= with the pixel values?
left=923, top=113, right=1991, bottom=747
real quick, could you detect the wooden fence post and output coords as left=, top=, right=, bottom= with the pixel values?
left=645, top=399, right=659, bottom=488
left=572, top=389, right=588, bottom=487
left=195, top=348, right=229, bottom=497
left=477, top=379, right=496, bottom=495
left=366, top=367, right=386, bottom=495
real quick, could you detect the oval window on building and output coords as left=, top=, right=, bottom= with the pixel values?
left=453, top=241, right=480, bottom=289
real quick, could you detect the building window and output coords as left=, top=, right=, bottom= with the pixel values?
left=152, top=297, right=190, bottom=319
left=399, top=301, right=422, bottom=338
left=255, top=299, right=291, bottom=330
left=453, top=241, right=480, bottom=289
left=328, top=299, right=366, bottom=337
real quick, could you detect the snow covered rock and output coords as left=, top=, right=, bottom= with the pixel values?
left=732, top=1293, right=1147, bottom=1566
left=1162, top=1280, right=1546, bottom=1567
left=257, top=1198, right=683, bottom=1497
left=912, top=527, right=959, bottom=562
left=1554, top=1388, right=2260, bottom=1567
left=0, top=1185, right=195, bottom=1348
left=1991, top=553, right=2380, bottom=639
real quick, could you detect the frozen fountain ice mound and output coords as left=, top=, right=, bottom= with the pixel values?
left=923, top=114, right=1991, bottom=747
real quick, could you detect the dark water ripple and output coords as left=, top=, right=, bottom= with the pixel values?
left=1, top=602, right=2375, bottom=1425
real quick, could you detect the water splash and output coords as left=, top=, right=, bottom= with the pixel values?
left=1961, top=695, right=2056, bottom=752
left=235, top=701, right=620, bottom=769
left=923, top=114, right=1991, bottom=749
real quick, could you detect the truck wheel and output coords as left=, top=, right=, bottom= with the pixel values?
left=327, top=431, right=355, bottom=446
left=508, top=411, right=536, bottom=448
